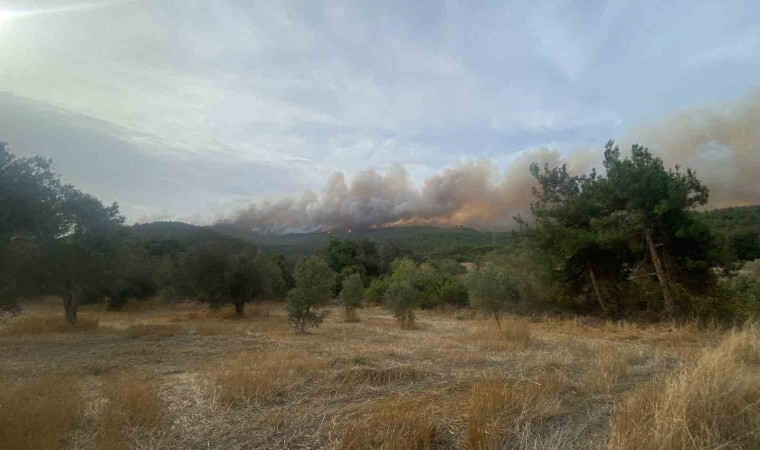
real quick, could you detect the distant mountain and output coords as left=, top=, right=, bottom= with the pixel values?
left=130, top=205, right=760, bottom=259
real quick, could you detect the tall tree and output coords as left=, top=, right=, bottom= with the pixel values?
left=596, top=141, right=712, bottom=318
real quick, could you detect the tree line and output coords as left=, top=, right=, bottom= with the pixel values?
left=1, top=140, right=758, bottom=328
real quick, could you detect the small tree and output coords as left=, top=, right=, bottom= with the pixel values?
left=287, top=257, right=335, bottom=332
left=466, top=262, right=517, bottom=329
left=340, top=273, right=363, bottom=322
left=383, top=280, right=417, bottom=328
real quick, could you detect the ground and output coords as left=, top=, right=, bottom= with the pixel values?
left=0, top=298, right=753, bottom=450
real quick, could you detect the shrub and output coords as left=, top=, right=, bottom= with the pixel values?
left=366, top=276, right=390, bottom=305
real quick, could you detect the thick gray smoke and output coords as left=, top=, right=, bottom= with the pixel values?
left=228, top=91, right=760, bottom=233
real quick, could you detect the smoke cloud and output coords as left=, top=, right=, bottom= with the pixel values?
left=227, top=91, right=760, bottom=233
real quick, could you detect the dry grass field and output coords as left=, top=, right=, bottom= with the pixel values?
left=0, top=298, right=757, bottom=450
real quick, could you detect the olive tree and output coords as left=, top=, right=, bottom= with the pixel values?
left=466, top=262, right=517, bottom=329
left=286, top=257, right=335, bottom=332
left=340, top=273, right=363, bottom=322
left=383, top=280, right=418, bottom=328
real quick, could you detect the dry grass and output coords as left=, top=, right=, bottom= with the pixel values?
left=98, top=372, right=163, bottom=449
left=586, top=345, right=631, bottom=394
left=609, top=325, right=760, bottom=450
left=215, top=350, right=331, bottom=405
left=0, top=376, right=85, bottom=450
left=330, top=365, right=424, bottom=386
left=0, top=301, right=754, bottom=449
left=344, top=308, right=361, bottom=323
left=465, top=318, right=532, bottom=350
left=193, top=322, right=235, bottom=336
left=0, top=314, right=99, bottom=335
left=339, top=394, right=438, bottom=450
left=124, top=323, right=184, bottom=338
left=466, top=374, right=564, bottom=450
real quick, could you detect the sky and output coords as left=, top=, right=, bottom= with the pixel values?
left=0, top=0, right=758, bottom=228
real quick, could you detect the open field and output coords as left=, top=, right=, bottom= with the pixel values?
left=0, top=299, right=757, bottom=450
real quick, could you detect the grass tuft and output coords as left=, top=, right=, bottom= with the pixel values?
left=339, top=394, right=437, bottom=450
left=124, top=324, right=184, bottom=338
left=216, top=351, right=330, bottom=405
left=0, top=376, right=85, bottom=450
left=0, top=314, right=98, bottom=335
left=99, top=372, right=164, bottom=449
left=466, top=319, right=532, bottom=350
left=609, top=325, right=760, bottom=450
left=466, top=375, right=564, bottom=450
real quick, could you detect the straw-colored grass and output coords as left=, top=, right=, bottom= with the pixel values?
left=330, top=365, right=424, bottom=386
left=466, top=374, right=564, bottom=450
left=0, top=300, right=753, bottom=449
left=98, top=372, right=163, bottom=449
left=586, top=345, right=631, bottom=394
left=465, top=318, right=532, bottom=350
left=124, top=323, right=184, bottom=338
left=609, top=325, right=760, bottom=450
left=215, top=350, right=331, bottom=405
left=0, top=314, right=99, bottom=335
left=338, top=394, right=438, bottom=450
left=0, top=376, right=85, bottom=450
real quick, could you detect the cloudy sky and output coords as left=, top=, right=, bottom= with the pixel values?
left=0, top=0, right=758, bottom=226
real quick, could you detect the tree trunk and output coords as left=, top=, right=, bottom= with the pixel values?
left=63, top=278, right=79, bottom=325
left=588, top=266, right=609, bottom=314
left=644, top=229, right=675, bottom=319
left=234, top=300, right=245, bottom=316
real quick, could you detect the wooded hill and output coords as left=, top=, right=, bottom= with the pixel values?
left=133, top=221, right=510, bottom=256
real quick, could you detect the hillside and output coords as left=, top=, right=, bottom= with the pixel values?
left=212, top=223, right=509, bottom=255
left=697, top=205, right=760, bottom=261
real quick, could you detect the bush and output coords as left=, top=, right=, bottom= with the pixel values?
left=366, top=276, right=390, bottom=305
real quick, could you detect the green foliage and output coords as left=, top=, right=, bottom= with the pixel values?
left=287, top=257, right=335, bottom=332
left=527, top=140, right=718, bottom=319
left=179, top=241, right=278, bottom=314
left=215, top=224, right=507, bottom=256
left=340, top=273, right=364, bottom=311
left=326, top=238, right=358, bottom=273
left=699, top=206, right=760, bottom=264
left=466, top=263, right=517, bottom=327
left=366, top=276, right=390, bottom=305
left=383, top=280, right=418, bottom=325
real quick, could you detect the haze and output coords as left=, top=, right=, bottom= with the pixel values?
left=1, top=0, right=758, bottom=230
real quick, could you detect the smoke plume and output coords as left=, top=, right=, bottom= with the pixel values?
left=227, top=90, right=760, bottom=233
